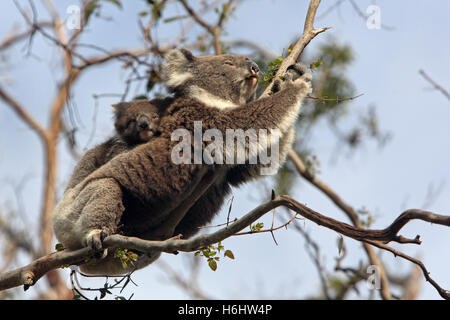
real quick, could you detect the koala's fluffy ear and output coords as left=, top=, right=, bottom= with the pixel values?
left=162, top=48, right=196, bottom=90
left=165, top=48, right=195, bottom=64
left=111, top=102, right=128, bottom=115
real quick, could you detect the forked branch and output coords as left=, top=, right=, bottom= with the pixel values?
left=260, top=0, right=329, bottom=98
left=0, top=195, right=449, bottom=299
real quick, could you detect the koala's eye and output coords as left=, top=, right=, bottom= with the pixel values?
left=127, top=119, right=137, bottom=126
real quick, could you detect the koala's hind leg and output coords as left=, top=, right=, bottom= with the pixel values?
left=74, top=178, right=125, bottom=252
left=147, top=169, right=221, bottom=240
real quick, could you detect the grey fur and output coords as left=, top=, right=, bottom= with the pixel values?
left=53, top=48, right=311, bottom=275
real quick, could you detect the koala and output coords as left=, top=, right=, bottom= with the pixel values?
left=65, top=101, right=162, bottom=190
left=52, top=48, right=311, bottom=275
left=113, top=100, right=161, bottom=146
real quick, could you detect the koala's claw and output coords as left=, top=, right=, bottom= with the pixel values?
left=271, top=78, right=283, bottom=94
left=85, top=229, right=108, bottom=251
left=271, top=63, right=311, bottom=94
left=286, top=63, right=307, bottom=79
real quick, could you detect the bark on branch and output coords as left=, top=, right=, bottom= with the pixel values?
left=0, top=195, right=449, bottom=297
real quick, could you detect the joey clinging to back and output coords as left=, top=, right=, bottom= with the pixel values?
left=64, top=100, right=162, bottom=190
left=113, top=100, right=161, bottom=146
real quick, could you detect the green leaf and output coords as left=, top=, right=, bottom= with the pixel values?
left=208, top=259, right=217, bottom=271
left=224, top=250, right=234, bottom=260
left=201, top=247, right=217, bottom=258
left=288, top=43, right=294, bottom=54
left=163, top=15, right=189, bottom=23
left=203, top=249, right=216, bottom=257
left=138, top=10, right=149, bottom=17
left=55, top=243, right=65, bottom=251
left=151, top=0, right=164, bottom=21
left=251, top=222, right=264, bottom=232
left=264, top=56, right=284, bottom=83
left=310, top=60, right=324, bottom=71
left=84, top=0, right=99, bottom=24
left=114, top=248, right=138, bottom=269
left=129, top=252, right=138, bottom=262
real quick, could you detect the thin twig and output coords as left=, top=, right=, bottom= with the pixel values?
left=419, top=69, right=450, bottom=101
left=307, top=93, right=364, bottom=103
left=364, top=239, right=450, bottom=300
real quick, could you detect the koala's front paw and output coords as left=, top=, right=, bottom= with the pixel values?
left=271, top=63, right=312, bottom=94
left=292, top=71, right=312, bottom=96
left=285, top=63, right=308, bottom=82
left=85, top=229, right=108, bottom=251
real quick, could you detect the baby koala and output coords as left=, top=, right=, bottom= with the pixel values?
left=65, top=100, right=162, bottom=190
left=113, top=100, right=161, bottom=146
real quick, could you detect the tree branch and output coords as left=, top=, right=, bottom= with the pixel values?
left=179, top=0, right=215, bottom=35
left=419, top=69, right=450, bottom=101
left=260, top=0, right=329, bottom=98
left=0, top=21, right=53, bottom=51
left=1, top=195, right=449, bottom=297
left=179, top=0, right=237, bottom=55
left=364, top=239, right=450, bottom=300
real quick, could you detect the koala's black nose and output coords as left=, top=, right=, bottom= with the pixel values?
left=138, top=117, right=149, bottom=130
left=250, top=62, right=259, bottom=74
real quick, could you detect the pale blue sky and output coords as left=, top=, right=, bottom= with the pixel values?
left=0, top=0, right=449, bottom=299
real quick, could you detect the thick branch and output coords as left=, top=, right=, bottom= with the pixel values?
left=0, top=247, right=93, bottom=291
left=0, top=197, right=283, bottom=291
left=1, top=195, right=449, bottom=294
